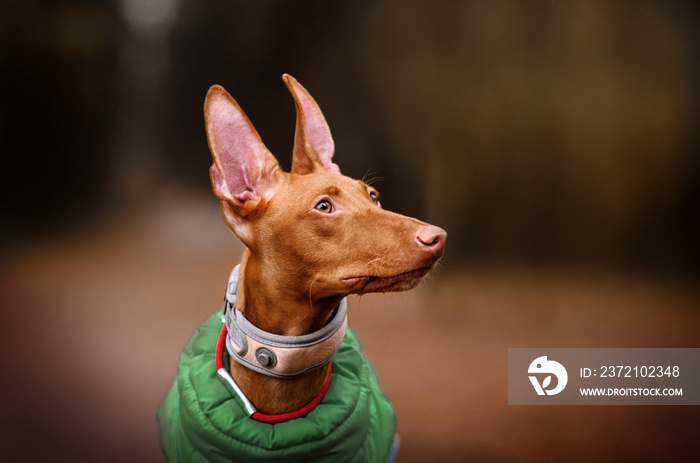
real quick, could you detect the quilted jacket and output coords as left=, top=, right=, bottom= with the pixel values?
left=157, top=310, right=399, bottom=462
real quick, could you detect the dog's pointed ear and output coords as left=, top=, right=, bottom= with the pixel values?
left=205, top=85, right=280, bottom=217
left=283, top=74, right=340, bottom=175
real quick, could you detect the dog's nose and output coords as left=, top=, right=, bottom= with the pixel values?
left=416, top=226, right=447, bottom=256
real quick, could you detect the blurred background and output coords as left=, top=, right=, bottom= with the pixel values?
left=1, top=0, right=699, bottom=461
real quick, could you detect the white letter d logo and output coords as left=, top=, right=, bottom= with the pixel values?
left=528, top=356, right=568, bottom=396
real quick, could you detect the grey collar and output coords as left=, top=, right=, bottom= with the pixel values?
left=222, top=265, right=348, bottom=378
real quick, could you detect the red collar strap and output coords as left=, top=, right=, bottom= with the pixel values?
left=215, top=324, right=332, bottom=423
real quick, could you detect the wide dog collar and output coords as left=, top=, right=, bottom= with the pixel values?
left=222, top=265, right=348, bottom=379
left=215, top=325, right=333, bottom=423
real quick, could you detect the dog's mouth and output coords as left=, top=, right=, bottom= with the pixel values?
left=341, top=265, right=433, bottom=292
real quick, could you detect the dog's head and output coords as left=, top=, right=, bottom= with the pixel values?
left=204, top=75, right=446, bottom=301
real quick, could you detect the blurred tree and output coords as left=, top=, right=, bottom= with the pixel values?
left=2, top=0, right=698, bottom=274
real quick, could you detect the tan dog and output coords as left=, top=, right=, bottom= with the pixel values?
left=158, top=74, right=446, bottom=462
left=205, top=74, right=446, bottom=414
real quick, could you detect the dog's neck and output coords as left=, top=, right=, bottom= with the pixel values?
left=235, top=251, right=343, bottom=335
left=227, top=250, right=342, bottom=414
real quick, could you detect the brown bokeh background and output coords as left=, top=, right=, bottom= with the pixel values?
left=1, top=1, right=699, bottom=462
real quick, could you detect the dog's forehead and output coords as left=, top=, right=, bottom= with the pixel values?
left=281, top=171, right=369, bottom=199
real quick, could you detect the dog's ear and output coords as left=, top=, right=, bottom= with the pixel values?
left=205, top=85, right=280, bottom=245
left=283, top=74, right=340, bottom=175
left=205, top=85, right=280, bottom=213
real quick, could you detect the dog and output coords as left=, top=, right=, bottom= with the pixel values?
left=158, top=74, right=446, bottom=462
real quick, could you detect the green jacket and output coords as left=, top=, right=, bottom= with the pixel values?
left=157, top=310, right=399, bottom=462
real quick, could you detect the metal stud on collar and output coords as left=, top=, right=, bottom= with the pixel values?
left=255, top=347, right=277, bottom=367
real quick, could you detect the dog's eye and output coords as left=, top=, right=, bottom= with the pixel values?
left=315, top=200, right=334, bottom=213
left=369, top=190, right=379, bottom=204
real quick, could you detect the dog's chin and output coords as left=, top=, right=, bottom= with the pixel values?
left=341, top=266, right=432, bottom=294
